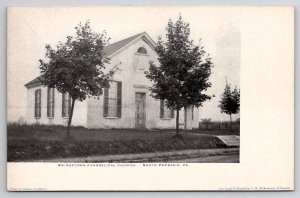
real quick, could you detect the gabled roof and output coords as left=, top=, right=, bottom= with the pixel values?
left=104, top=32, right=144, bottom=57
left=24, top=75, right=44, bottom=88
left=104, top=31, right=156, bottom=58
left=25, top=32, right=156, bottom=88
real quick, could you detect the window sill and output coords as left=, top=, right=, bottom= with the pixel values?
left=105, top=117, right=120, bottom=119
left=135, top=53, right=149, bottom=56
left=161, top=118, right=173, bottom=120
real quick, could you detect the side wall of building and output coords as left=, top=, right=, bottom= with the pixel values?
left=185, top=106, right=200, bottom=129
left=26, top=85, right=87, bottom=127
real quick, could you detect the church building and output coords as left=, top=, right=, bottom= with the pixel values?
left=25, top=32, right=199, bottom=129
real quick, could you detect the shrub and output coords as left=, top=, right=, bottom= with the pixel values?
left=201, top=118, right=212, bottom=123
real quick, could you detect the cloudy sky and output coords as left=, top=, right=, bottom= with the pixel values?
left=8, top=6, right=240, bottom=122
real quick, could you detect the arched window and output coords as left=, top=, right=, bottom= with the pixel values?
left=137, top=47, right=147, bottom=55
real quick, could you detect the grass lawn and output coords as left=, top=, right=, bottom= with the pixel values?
left=7, top=124, right=236, bottom=162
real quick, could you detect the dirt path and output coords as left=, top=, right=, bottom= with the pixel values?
left=33, top=148, right=239, bottom=163
left=157, top=154, right=239, bottom=163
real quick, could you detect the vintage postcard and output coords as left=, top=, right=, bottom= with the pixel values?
left=7, top=6, right=294, bottom=191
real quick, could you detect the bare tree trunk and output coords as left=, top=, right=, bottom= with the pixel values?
left=67, top=98, right=76, bottom=138
left=176, top=108, right=180, bottom=135
left=184, top=106, right=187, bottom=130
left=229, top=113, right=232, bottom=131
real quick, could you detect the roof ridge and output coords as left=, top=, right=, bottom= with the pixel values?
left=107, top=32, right=145, bottom=47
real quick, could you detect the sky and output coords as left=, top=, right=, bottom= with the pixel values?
left=7, top=6, right=240, bottom=122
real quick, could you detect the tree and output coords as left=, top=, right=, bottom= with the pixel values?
left=145, top=15, right=213, bottom=136
left=39, top=21, right=113, bottom=138
left=218, top=80, right=240, bottom=129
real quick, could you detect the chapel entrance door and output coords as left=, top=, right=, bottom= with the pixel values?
left=135, top=93, right=146, bottom=128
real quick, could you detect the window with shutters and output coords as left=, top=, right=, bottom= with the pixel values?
left=160, top=100, right=174, bottom=119
left=62, top=92, right=71, bottom=117
left=103, top=81, right=122, bottom=118
left=47, top=88, right=55, bottom=118
left=34, top=89, right=41, bottom=118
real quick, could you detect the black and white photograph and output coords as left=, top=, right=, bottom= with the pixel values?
left=8, top=6, right=240, bottom=163
left=6, top=6, right=293, bottom=191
